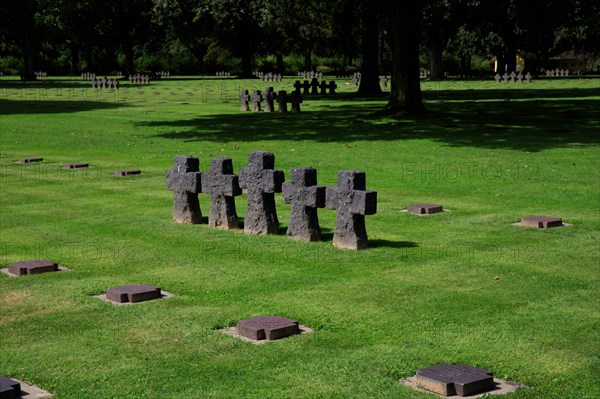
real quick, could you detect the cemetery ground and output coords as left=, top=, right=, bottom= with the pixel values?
left=0, top=76, right=599, bottom=399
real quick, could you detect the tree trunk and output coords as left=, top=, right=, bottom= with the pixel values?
left=276, top=52, right=285, bottom=75
left=20, top=0, right=37, bottom=80
left=304, top=49, right=312, bottom=71
left=357, top=3, right=382, bottom=97
left=385, top=2, right=424, bottom=113
left=124, top=40, right=135, bottom=75
left=70, top=42, right=80, bottom=74
left=240, top=52, right=253, bottom=78
left=428, top=30, right=445, bottom=80
left=505, top=42, right=517, bottom=73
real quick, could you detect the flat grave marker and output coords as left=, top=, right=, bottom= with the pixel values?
left=219, top=316, right=312, bottom=344
left=3, top=260, right=64, bottom=276
left=63, top=163, right=89, bottom=169
left=0, top=375, right=53, bottom=398
left=406, top=203, right=444, bottom=215
left=115, top=170, right=141, bottom=176
left=18, top=157, right=43, bottom=164
left=516, top=216, right=564, bottom=229
left=96, top=284, right=174, bottom=305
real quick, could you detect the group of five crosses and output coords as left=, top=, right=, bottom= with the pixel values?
left=240, top=88, right=303, bottom=113
left=166, top=151, right=377, bottom=250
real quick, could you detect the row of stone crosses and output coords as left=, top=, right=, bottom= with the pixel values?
left=156, top=71, right=171, bottom=78
left=91, top=77, right=119, bottom=89
left=494, top=71, right=533, bottom=83
left=297, top=71, right=324, bottom=80
left=254, top=72, right=284, bottom=82
left=419, top=71, right=431, bottom=78
left=166, top=151, right=377, bottom=250
left=351, top=72, right=362, bottom=87
left=34, top=71, right=48, bottom=78
left=240, top=88, right=303, bottom=113
left=128, top=74, right=150, bottom=84
left=543, top=68, right=571, bottom=77
left=216, top=71, right=231, bottom=77
left=81, top=72, right=96, bottom=80
left=293, top=79, right=338, bottom=95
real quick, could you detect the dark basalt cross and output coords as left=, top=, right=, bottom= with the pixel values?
left=262, top=87, right=275, bottom=112
left=201, top=157, right=242, bottom=229
left=165, top=156, right=202, bottom=224
left=328, top=81, right=338, bottom=94
left=276, top=90, right=289, bottom=112
left=236, top=316, right=300, bottom=341
left=239, top=151, right=285, bottom=234
left=415, top=364, right=495, bottom=397
left=319, top=80, right=327, bottom=94
left=239, top=89, right=250, bottom=111
left=293, top=80, right=302, bottom=94
left=302, top=80, right=310, bottom=95
left=290, top=92, right=303, bottom=113
left=282, top=167, right=326, bottom=241
left=326, top=170, right=377, bottom=250
left=310, top=78, right=319, bottom=94
left=250, top=90, right=262, bottom=112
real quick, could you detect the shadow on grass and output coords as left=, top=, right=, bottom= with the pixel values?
left=142, top=96, right=599, bottom=152
left=0, top=99, right=128, bottom=115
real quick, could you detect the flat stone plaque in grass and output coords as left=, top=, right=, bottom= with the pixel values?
left=519, top=216, right=563, bottom=229
left=236, top=316, right=300, bottom=341
left=407, top=204, right=444, bottom=215
left=63, top=163, right=89, bottom=169
left=6, top=260, right=59, bottom=276
left=115, top=169, right=141, bottom=176
left=0, top=375, right=53, bottom=398
left=18, top=157, right=43, bottom=164
left=415, top=364, right=494, bottom=397
left=105, top=284, right=162, bottom=303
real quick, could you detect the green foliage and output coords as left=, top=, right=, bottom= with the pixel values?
left=0, top=56, right=23, bottom=75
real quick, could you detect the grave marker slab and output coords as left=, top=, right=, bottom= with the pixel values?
left=276, top=90, right=289, bottom=112
left=302, top=80, right=310, bottom=95
left=239, top=151, right=285, bottom=234
left=0, top=376, right=21, bottom=398
left=201, top=157, right=241, bottom=229
left=319, top=80, right=327, bottom=95
left=115, top=170, right=141, bottom=176
left=290, top=92, right=303, bottom=113
left=282, top=167, right=326, bottom=241
left=407, top=204, right=443, bottom=215
left=520, top=216, right=563, bottom=228
left=166, top=156, right=202, bottom=224
left=239, top=89, right=250, bottom=111
left=415, top=364, right=495, bottom=397
left=236, top=316, right=300, bottom=341
left=63, top=163, right=89, bottom=169
left=326, top=170, right=377, bottom=250
left=328, top=81, right=338, bottom=94
left=106, top=284, right=161, bottom=303
left=250, top=90, right=262, bottom=112
left=7, top=260, right=58, bottom=276
left=310, top=78, right=319, bottom=94
left=263, top=87, right=275, bottom=112
left=19, top=157, right=43, bottom=164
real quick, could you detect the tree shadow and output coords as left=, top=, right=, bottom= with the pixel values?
left=369, top=240, right=419, bottom=249
left=0, top=99, right=128, bottom=115
left=142, top=93, right=599, bottom=152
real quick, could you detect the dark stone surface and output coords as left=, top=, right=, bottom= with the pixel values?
left=63, top=163, right=89, bottom=169
left=326, top=171, right=377, bottom=250
left=310, top=78, right=319, bottom=94
left=276, top=90, right=288, bottom=112
left=250, top=90, right=262, bottom=111
left=0, top=376, right=21, bottom=399
left=282, top=167, right=326, bottom=241
left=165, top=156, right=202, bottom=224
left=106, top=284, right=161, bottom=303
left=262, top=87, right=275, bottom=112
left=239, top=89, right=250, bottom=111
left=328, top=81, right=338, bottom=94
left=239, top=151, right=285, bottom=234
left=319, top=80, right=327, bottom=94
left=18, top=157, right=43, bottom=164
left=290, top=92, right=303, bottom=113
left=236, top=316, right=300, bottom=341
left=415, top=364, right=494, bottom=397
left=302, top=80, right=310, bottom=95
left=408, top=204, right=443, bottom=215
left=7, top=260, right=58, bottom=276
left=293, top=80, right=302, bottom=94
left=520, top=216, right=563, bottom=228
left=114, top=170, right=141, bottom=176
left=201, top=157, right=242, bottom=229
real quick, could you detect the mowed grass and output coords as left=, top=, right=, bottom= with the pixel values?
left=0, top=76, right=599, bottom=399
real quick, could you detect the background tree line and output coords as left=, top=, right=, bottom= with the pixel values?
left=0, top=0, right=598, bottom=110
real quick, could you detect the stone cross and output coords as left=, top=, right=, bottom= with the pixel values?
left=290, top=92, right=303, bottom=113
left=165, top=156, right=202, bottom=224
left=276, top=90, right=289, bottom=112
left=239, top=151, right=285, bottom=234
left=310, top=78, right=319, bottom=95
left=302, top=80, right=310, bottom=95
left=282, top=167, right=326, bottom=241
left=319, top=80, right=327, bottom=95
left=494, top=74, right=501, bottom=83
left=525, top=72, right=532, bottom=83
left=379, top=76, right=387, bottom=88
left=250, top=90, right=262, bottom=112
left=328, top=81, right=338, bottom=94
left=502, top=72, right=509, bottom=83
left=326, top=170, right=377, bottom=250
left=201, top=157, right=242, bottom=229
left=239, top=89, right=250, bottom=111
left=262, top=87, right=275, bottom=112
left=293, top=80, right=302, bottom=94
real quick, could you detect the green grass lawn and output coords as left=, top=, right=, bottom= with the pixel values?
left=1, top=75, right=599, bottom=399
